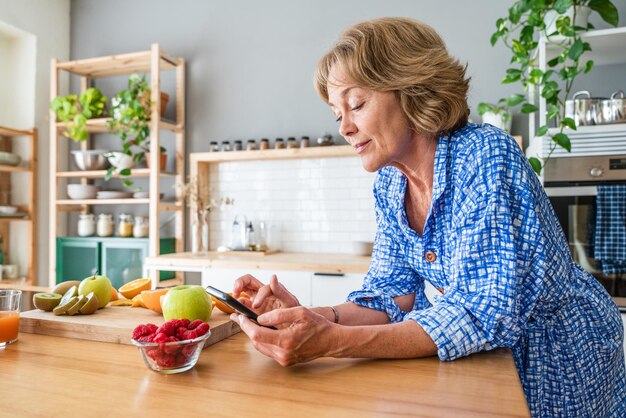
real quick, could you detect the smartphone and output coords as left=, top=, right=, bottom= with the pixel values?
left=205, top=285, right=276, bottom=329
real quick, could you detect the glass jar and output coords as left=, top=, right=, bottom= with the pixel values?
left=97, top=214, right=114, bottom=237
left=246, top=139, right=257, bottom=151
left=300, top=136, right=310, bottom=148
left=221, top=141, right=231, bottom=152
left=78, top=213, right=95, bottom=237
left=133, top=216, right=149, bottom=238
left=287, top=137, right=297, bottom=149
left=274, top=138, right=285, bottom=149
left=209, top=141, right=219, bottom=152
left=233, top=140, right=243, bottom=151
left=118, top=213, right=134, bottom=237
left=260, top=138, right=270, bottom=150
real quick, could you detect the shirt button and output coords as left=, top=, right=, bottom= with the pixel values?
left=424, top=251, right=437, bottom=262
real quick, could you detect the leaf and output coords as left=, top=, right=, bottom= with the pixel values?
left=588, top=0, right=619, bottom=27
left=547, top=104, right=560, bottom=120
left=477, top=102, right=494, bottom=115
left=535, top=125, right=549, bottom=137
left=528, top=157, right=542, bottom=175
left=567, top=39, right=585, bottom=61
left=554, top=0, right=573, bottom=14
left=521, top=103, right=539, bottom=114
left=584, top=60, right=594, bottom=73
left=123, top=180, right=134, bottom=188
left=119, top=168, right=131, bottom=176
left=507, top=93, right=526, bottom=107
left=552, top=133, right=571, bottom=152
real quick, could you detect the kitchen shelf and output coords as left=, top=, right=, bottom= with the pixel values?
left=190, top=145, right=354, bottom=164
left=56, top=168, right=176, bottom=178
left=49, top=44, right=186, bottom=288
left=0, top=125, right=37, bottom=287
left=543, top=26, right=626, bottom=66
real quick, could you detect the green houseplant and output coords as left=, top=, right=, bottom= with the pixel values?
left=477, top=97, right=521, bottom=132
left=106, top=74, right=166, bottom=185
left=50, top=87, right=107, bottom=142
left=488, top=0, right=619, bottom=174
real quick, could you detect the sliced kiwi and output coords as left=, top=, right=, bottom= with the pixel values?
left=78, top=292, right=99, bottom=315
left=53, top=296, right=78, bottom=316
left=33, top=293, right=62, bottom=311
left=51, top=280, right=81, bottom=296
left=66, top=295, right=87, bottom=316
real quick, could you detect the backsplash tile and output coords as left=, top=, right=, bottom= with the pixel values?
left=207, top=155, right=377, bottom=253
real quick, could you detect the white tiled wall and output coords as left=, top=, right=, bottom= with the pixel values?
left=207, top=156, right=377, bottom=253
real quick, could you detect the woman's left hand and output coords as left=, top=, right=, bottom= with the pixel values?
left=231, top=306, right=337, bottom=366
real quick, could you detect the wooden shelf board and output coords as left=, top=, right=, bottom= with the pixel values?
left=0, top=279, right=48, bottom=292
left=56, top=50, right=180, bottom=78
left=544, top=26, right=626, bottom=66
left=56, top=118, right=180, bottom=134
left=56, top=168, right=176, bottom=178
left=0, top=216, right=31, bottom=223
left=0, top=165, right=32, bottom=173
left=57, top=198, right=151, bottom=205
left=0, top=127, right=34, bottom=137
left=191, top=145, right=355, bottom=164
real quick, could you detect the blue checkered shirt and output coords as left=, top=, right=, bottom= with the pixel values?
left=594, top=184, right=626, bottom=274
left=347, top=123, right=626, bottom=417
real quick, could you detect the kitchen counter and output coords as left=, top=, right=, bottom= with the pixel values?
left=0, top=332, right=529, bottom=416
left=145, top=251, right=371, bottom=274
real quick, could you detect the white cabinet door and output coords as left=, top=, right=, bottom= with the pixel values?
left=311, top=272, right=365, bottom=307
left=201, top=267, right=312, bottom=306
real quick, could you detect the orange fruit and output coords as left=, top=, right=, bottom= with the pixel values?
left=110, top=299, right=132, bottom=307
left=140, top=288, right=170, bottom=314
left=131, top=294, right=146, bottom=308
left=110, top=288, right=119, bottom=301
left=212, top=292, right=250, bottom=315
left=118, top=278, right=151, bottom=300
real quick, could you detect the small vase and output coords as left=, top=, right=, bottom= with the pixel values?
left=482, top=110, right=512, bottom=132
left=190, top=210, right=209, bottom=255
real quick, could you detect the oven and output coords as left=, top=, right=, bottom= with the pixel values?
left=544, top=154, right=626, bottom=312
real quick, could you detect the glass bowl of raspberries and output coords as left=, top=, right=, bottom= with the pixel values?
left=131, top=318, right=211, bottom=374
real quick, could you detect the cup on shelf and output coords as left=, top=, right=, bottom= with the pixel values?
left=104, top=151, right=134, bottom=171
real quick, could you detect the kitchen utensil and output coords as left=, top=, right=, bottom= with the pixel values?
left=104, top=151, right=134, bottom=170
left=67, top=184, right=99, bottom=199
left=71, top=150, right=110, bottom=170
left=0, top=206, right=18, bottom=215
left=2, top=264, right=18, bottom=280
left=231, top=214, right=249, bottom=250
left=0, top=151, right=21, bottom=167
left=565, top=91, right=607, bottom=126
left=96, top=190, right=133, bottom=199
left=131, top=331, right=211, bottom=374
left=606, top=90, right=626, bottom=124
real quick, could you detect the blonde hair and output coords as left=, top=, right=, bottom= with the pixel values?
left=315, top=17, right=470, bottom=136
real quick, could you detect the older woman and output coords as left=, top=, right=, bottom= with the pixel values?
left=231, top=17, right=626, bottom=416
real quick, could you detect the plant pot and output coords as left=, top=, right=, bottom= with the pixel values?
left=482, top=111, right=512, bottom=132
left=544, top=6, right=591, bottom=36
left=146, top=152, right=167, bottom=170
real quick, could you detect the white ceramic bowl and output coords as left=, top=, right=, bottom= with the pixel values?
left=67, top=184, right=99, bottom=200
left=105, top=152, right=134, bottom=170
left=352, top=241, right=374, bottom=256
left=0, top=152, right=22, bottom=167
left=0, top=206, right=18, bottom=215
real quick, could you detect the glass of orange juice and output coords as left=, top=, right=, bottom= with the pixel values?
left=0, top=290, right=21, bottom=348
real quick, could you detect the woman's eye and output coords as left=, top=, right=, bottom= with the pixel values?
left=351, top=103, right=363, bottom=111
left=335, top=115, right=342, bottom=122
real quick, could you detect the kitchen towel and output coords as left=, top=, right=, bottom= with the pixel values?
left=594, top=184, right=626, bottom=274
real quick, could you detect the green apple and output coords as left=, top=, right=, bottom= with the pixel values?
left=162, top=285, right=212, bottom=322
left=78, top=274, right=113, bottom=309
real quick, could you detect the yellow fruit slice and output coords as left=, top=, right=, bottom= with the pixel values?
left=140, top=288, right=169, bottom=314
left=110, top=288, right=119, bottom=302
left=110, top=299, right=132, bottom=307
left=118, top=278, right=151, bottom=300
left=131, top=294, right=146, bottom=308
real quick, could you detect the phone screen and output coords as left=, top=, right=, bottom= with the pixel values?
left=205, top=285, right=276, bottom=329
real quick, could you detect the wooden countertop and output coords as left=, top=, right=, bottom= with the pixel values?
left=0, top=332, right=529, bottom=417
left=145, top=251, right=371, bottom=274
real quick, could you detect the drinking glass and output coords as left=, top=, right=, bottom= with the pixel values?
left=0, top=290, right=21, bottom=347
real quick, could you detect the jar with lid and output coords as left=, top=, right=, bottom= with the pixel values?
left=287, top=137, right=297, bottom=149
left=260, top=138, right=270, bottom=150
left=78, top=213, right=95, bottom=237
left=274, top=138, right=285, bottom=149
left=233, top=140, right=243, bottom=151
left=97, top=214, right=114, bottom=237
left=133, top=216, right=149, bottom=238
left=221, top=140, right=231, bottom=152
left=246, top=139, right=257, bottom=151
left=118, top=213, right=134, bottom=237
left=209, top=141, right=219, bottom=152
left=300, top=136, right=310, bottom=148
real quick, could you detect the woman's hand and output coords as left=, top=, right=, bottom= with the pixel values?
left=232, top=274, right=300, bottom=315
left=231, top=306, right=337, bottom=366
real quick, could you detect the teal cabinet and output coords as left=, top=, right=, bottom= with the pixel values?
left=56, top=237, right=175, bottom=289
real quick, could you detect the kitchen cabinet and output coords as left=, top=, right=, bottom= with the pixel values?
left=49, top=44, right=186, bottom=288
left=311, top=272, right=365, bottom=307
left=0, top=126, right=37, bottom=288
left=56, top=237, right=175, bottom=288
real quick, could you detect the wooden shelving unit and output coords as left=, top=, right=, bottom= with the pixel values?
left=0, top=126, right=37, bottom=289
left=49, top=44, right=185, bottom=288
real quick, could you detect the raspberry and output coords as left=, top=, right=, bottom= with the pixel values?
left=178, top=318, right=190, bottom=328
left=176, top=326, right=188, bottom=339
left=145, top=323, right=158, bottom=334
left=182, top=330, right=198, bottom=341
left=153, top=332, right=169, bottom=343
left=156, top=353, right=175, bottom=368
left=137, top=334, right=155, bottom=343
left=182, top=344, right=197, bottom=358
left=195, top=323, right=210, bottom=336
left=156, top=320, right=178, bottom=337
left=132, top=324, right=153, bottom=340
left=175, top=353, right=187, bottom=366
left=188, top=319, right=203, bottom=330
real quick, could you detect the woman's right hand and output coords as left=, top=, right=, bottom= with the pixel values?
left=232, top=274, right=300, bottom=315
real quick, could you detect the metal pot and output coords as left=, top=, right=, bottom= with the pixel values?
left=565, top=91, right=606, bottom=126
left=599, top=90, right=626, bottom=124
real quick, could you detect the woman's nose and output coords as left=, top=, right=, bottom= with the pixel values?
left=339, top=114, right=357, bottom=137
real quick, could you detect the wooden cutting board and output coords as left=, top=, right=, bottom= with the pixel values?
left=19, top=306, right=240, bottom=347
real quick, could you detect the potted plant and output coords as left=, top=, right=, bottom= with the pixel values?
left=488, top=0, right=619, bottom=174
left=50, top=87, right=107, bottom=142
left=477, top=97, right=522, bottom=132
left=107, top=74, right=169, bottom=185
